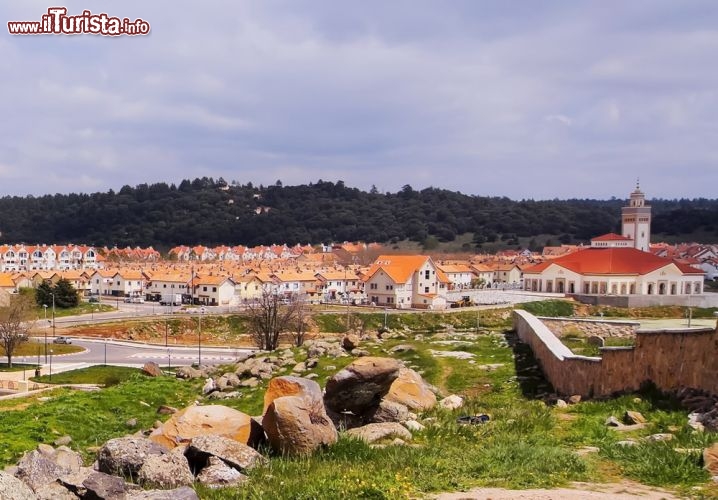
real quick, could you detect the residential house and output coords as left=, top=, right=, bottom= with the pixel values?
left=436, top=264, right=475, bottom=290
left=192, top=275, right=237, bottom=306
left=363, top=255, right=450, bottom=309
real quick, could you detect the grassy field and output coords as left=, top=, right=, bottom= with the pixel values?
left=0, top=301, right=716, bottom=498
left=34, top=302, right=115, bottom=319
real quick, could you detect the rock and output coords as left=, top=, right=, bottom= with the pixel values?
left=72, top=471, right=128, bottom=499
left=385, top=368, right=437, bottom=411
left=53, top=436, right=72, bottom=447
left=55, top=466, right=94, bottom=496
left=292, top=362, right=307, bottom=373
left=215, top=376, right=231, bottom=392
left=616, top=440, right=638, bottom=447
left=98, top=437, right=167, bottom=477
left=342, top=334, right=360, bottom=351
left=389, top=344, right=414, bottom=354
left=688, top=412, right=705, bottom=432
left=576, top=446, right=600, bottom=456
left=263, top=380, right=337, bottom=456
left=127, top=486, right=199, bottom=499
left=605, top=416, right=623, bottom=427
left=240, top=377, right=260, bottom=388
left=196, top=456, right=248, bottom=489
left=126, top=418, right=138, bottom=428
left=0, top=470, right=36, bottom=499
left=346, top=423, right=412, bottom=444
left=263, top=376, right=323, bottom=414
left=157, top=405, right=178, bottom=415
left=35, top=481, right=78, bottom=500
left=555, top=399, right=568, bottom=408
left=223, top=373, right=241, bottom=388
left=403, top=420, right=425, bottom=432
left=324, top=357, right=402, bottom=414
left=15, top=447, right=80, bottom=492
left=187, top=434, right=267, bottom=472
left=305, top=358, right=319, bottom=369
left=53, top=446, right=83, bottom=473
left=364, top=400, right=409, bottom=424
left=645, top=433, right=674, bottom=442
left=202, top=378, right=217, bottom=395
left=143, top=362, right=164, bottom=377
left=429, top=350, right=475, bottom=360
left=36, top=444, right=55, bottom=457
left=138, top=452, right=193, bottom=489
left=568, top=395, right=582, bottom=404
left=624, top=410, right=646, bottom=425
left=587, top=336, right=605, bottom=347
left=438, top=395, right=464, bottom=410
left=704, top=443, right=718, bottom=476
left=149, top=405, right=253, bottom=449
left=351, top=349, right=369, bottom=357
left=175, top=366, right=202, bottom=379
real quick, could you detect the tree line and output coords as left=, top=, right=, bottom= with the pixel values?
left=0, top=178, right=716, bottom=249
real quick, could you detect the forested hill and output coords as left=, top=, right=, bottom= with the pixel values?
left=0, top=178, right=716, bottom=249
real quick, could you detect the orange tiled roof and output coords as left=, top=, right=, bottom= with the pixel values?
left=365, top=255, right=431, bottom=283
left=523, top=247, right=704, bottom=276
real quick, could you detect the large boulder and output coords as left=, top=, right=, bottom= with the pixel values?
left=705, top=442, right=718, bottom=476
left=345, top=423, right=413, bottom=444
left=342, top=334, right=360, bottom=351
left=262, top=377, right=337, bottom=456
left=149, top=405, right=253, bottom=449
left=384, top=367, right=437, bottom=411
left=138, top=452, right=194, bottom=489
left=175, top=366, right=203, bottom=379
left=263, top=376, right=322, bottom=414
left=143, top=362, right=164, bottom=377
left=324, top=357, right=402, bottom=414
left=97, top=437, right=167, bottom=477
left=35, top=481, right=78, bottom=500
left=0, top=471, right=36, bottom=500
left=187, top=434, right=267, bottom=472
left=69, top=471, right=129, bottom=499
left=15, top=446, right=82, bottom=492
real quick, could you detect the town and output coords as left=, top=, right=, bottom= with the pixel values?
left=0, top=187, right=715, bottom=311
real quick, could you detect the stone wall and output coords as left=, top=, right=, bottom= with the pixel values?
left=513, top=309, right=718, bottom=398
left=539, top=317, right=639, bottom=339
left=571, top=293, right=718, bottom=308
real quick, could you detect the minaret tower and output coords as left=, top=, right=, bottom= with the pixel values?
left=621, top=180, right=651, bottom=252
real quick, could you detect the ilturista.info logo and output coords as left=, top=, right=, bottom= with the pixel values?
left=8, top=7, right=150, bottom=36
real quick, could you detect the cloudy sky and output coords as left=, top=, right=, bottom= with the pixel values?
left=1, top=1, right=717, bottom=199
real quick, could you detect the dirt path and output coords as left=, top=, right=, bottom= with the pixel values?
left=434, top=481, right=684, bottom=499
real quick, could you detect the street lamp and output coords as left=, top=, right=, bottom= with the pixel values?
left=43, top=304, right=47, bottom=322
left=167, top=348, right=171, bottom=371
left=198, top=313, right=202, bottom=367
left=104, top=338, right=107, bottom=366
left=49, top=349, right=53, bottom=381
left=22, top=356, right=25, bottom=381
left=383, top=308, right=388, bottom=329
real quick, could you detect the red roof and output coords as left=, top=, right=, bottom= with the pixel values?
left=523, top=247, right=704, bottom=276
left=591, top=233, right=632, bottom=242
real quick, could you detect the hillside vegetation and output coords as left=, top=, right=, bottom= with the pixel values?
left=1, top=178, right=717, bottom=248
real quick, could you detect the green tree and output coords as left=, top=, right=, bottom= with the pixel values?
left=35, top=281, right=54, bottom=308
left=53, top=279, right=80, bottom=308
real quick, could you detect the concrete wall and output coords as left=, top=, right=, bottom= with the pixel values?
left=539, top=317, right=639, bottom=339
left=513, top=309, right=718, bottom=398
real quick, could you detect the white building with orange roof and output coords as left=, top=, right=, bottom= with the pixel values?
left=145, top=272, right=192, bottom=301
left=110, top=270, right=148, bottom=297
left=436, top=263, right=475, bottom=290
left=89, top=269, right=117, bottom=296
left=469, top=264, right=495, bottom=288
left=191, top=275, right=237, bottom=306
left=363, top=255, right=449, bottom=309
left=314, top=268, right=364, bottom=303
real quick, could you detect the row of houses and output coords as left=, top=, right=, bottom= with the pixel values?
left=0, top=244, right=101, bottom=272
left=0, top=253, right=524, bottom=309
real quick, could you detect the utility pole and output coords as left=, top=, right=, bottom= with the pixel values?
left=198, top=313, right=202, bottom=366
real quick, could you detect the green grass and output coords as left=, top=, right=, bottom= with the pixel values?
left=517, top=300, right=575, bottom=317
left=0, top=374, right=202, bottom=465
left=2, top=342, right=83, bottom=358
left=32, top=365, right=144, bottom=386
left=561, top=337, right=635, bottom=357
left=35, top=302, right=115, bottom=319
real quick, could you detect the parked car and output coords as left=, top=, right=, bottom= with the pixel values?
left=88, top=296, right=100, bottom=303
left=53, top=336, right=71, bottom=344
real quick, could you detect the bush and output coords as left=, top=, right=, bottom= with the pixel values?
left=518, top=300, right=574, bottom=317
